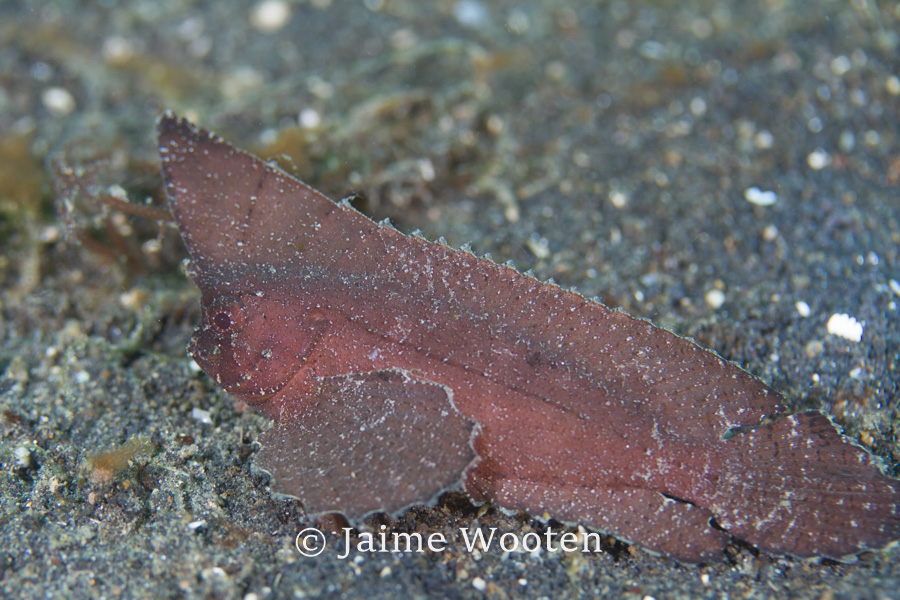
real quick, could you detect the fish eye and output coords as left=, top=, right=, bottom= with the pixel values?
left=213, top=311, right=232, bottom=331
left=205, top=295, right=246, bottom=334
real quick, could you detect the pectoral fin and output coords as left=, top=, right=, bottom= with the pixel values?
left=255, top=369, right=478, bottom=520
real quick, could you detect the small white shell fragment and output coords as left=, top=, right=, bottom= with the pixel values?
left=526, top=236, right=550, bottom=259
left=192, top=407, right=213, bottom=424
left=826, top=313, right=863, bottom=342
left=250, top=0, right=291, bottom=32
left=14, top=446, right=32, bottom=468
left=743, top=186, right=777, bottom=206
left=299, top=108, right=320, bottom=129
left=807, top=149, right=831, bottom=170
left=42, top=87, right=76, bottom=115
left=830, top=55, right=852, bottom=76
left=102, top=35, right=137, bottom=64
left=454, top=0, right=489, bottom=29
left=887, top=75, right=900, bottom=96
left=689, top=97, right=707, bottom=116
left=888, top=279, right=900, bottom=297
left=795, top=301, right=811, bottom=317
left=754, top=130, right=774, bottom=149
left=417, top=158, right=436, bottom=181
left=704, top=289, right=726, bottom=309
left=609, top=190, right=628, bottom=208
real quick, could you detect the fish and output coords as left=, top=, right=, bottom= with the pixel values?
left=157, top=112, right=899, bottom=562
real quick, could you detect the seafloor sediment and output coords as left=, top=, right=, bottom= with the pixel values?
left=1, top=1, right=898, bottom=598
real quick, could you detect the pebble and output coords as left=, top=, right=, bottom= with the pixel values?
left=609, top=190, right=628, bottom=208
left=191, top=407, right=213, bottom=424
left=704, top=289, right=726, bottom=309
left=887, top=75, right=900, bottom=95
left=102, top=36, right=136, bottom=65
left=454, top=1, right=489, bottom=29
left=42, top=87, right=76, bottom=115
left=744, top=186, right=777, bottom=206
left=250, top=0, right=291, bottom=32
left=754, top=130, right=774, bottom=149
left=14, top=446, right=32, bottom=468
left=889, top=279, right=900, bottom=297
left=807, top=149, right=831, bottom=170
left=299, top=108, right=321, bottom=129
left=826, top=313, right=863, bottom=342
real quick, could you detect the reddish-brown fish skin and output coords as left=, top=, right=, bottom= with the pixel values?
left=158, top=113, right=899, bottom=563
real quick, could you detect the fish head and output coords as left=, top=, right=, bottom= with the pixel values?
left=189, top=288, right=325, bottom=404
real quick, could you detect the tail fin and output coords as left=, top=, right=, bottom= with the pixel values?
left=709, top=411, right=899, bottom=559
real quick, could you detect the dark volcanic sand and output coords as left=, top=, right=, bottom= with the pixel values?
left=1, top=1, right=898, bottom=598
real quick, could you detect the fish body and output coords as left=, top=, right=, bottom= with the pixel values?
left=159, top=113, right=899, bottom=562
